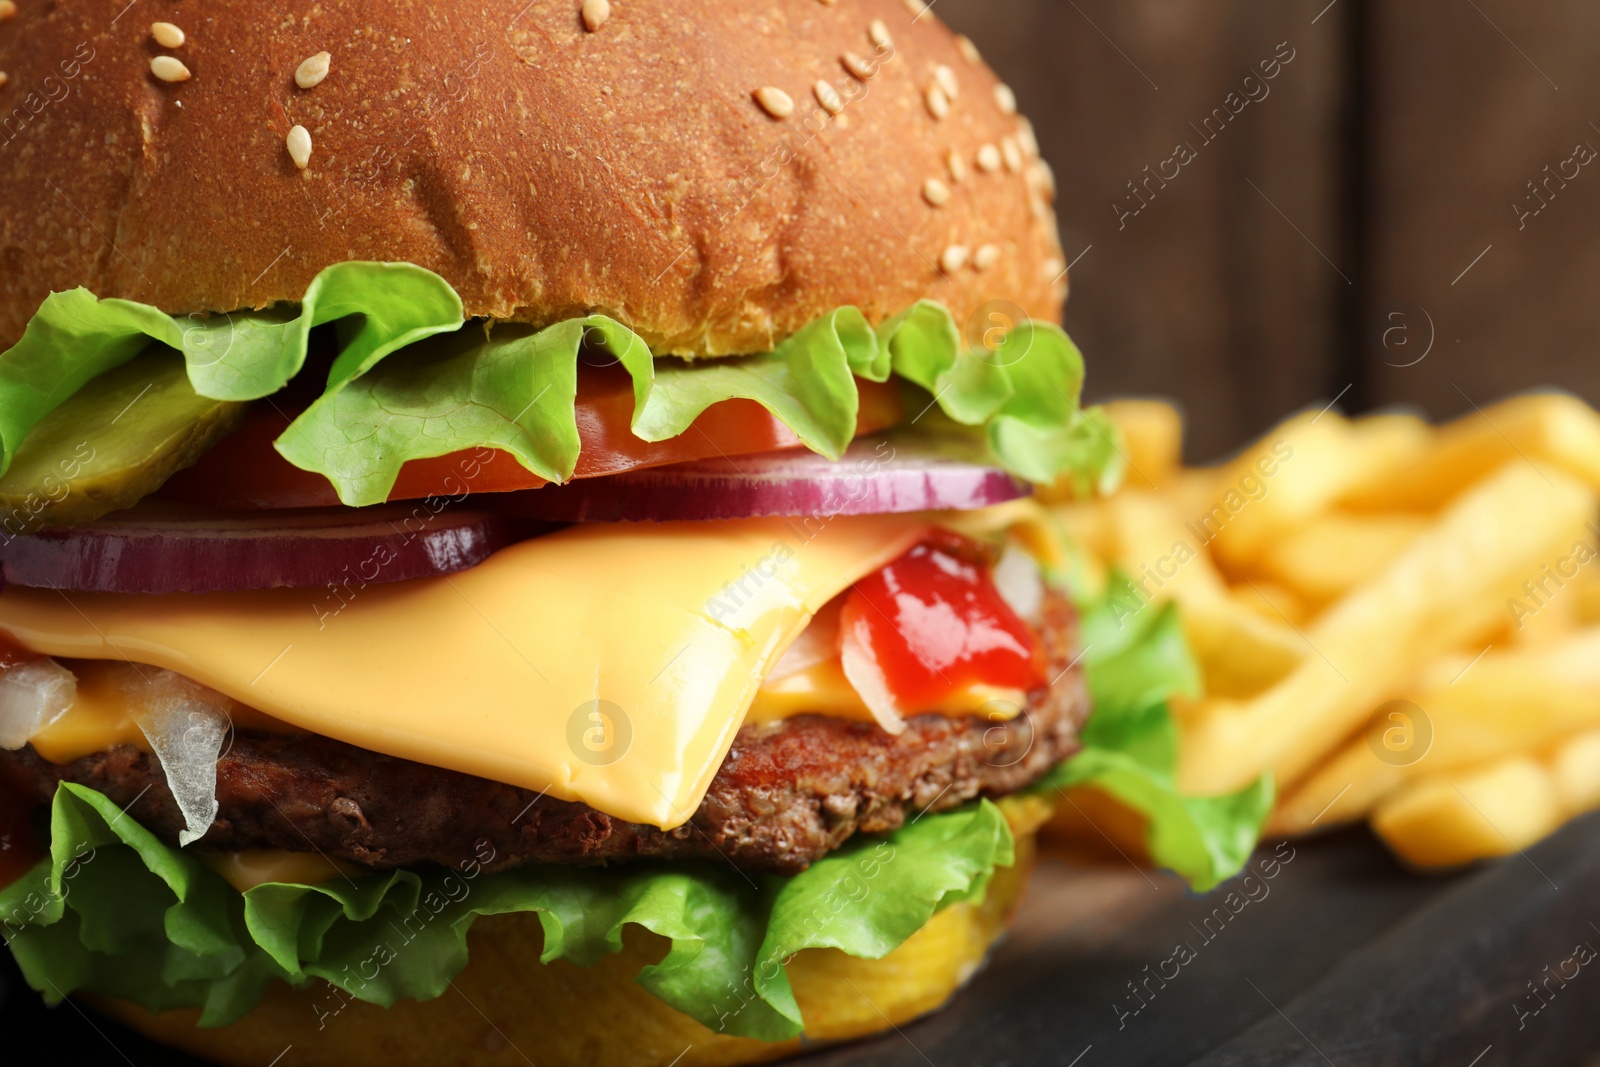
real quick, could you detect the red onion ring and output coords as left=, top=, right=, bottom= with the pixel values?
left=0, top=502, right=521, bottom=594
left=492, top=436, right=1030, bottom=522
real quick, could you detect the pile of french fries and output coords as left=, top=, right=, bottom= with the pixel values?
left=1050, top=393, right=1600, bottom=869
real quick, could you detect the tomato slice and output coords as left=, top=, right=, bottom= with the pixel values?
left=159, top=364, right=905, bottom=509
left=839, top=531, right=1046, bottom=709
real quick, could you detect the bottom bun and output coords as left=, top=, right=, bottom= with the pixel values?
left=96, top=797, right=1050, bottom=1067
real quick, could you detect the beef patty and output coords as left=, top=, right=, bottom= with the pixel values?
left=0, top=593, right=1087, bottom=875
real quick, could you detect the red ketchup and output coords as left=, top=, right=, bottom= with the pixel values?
left=839, top=531, right=1046, bottom=709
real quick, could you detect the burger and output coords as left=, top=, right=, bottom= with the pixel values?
left=0, top=2, right=1270, bottom=1065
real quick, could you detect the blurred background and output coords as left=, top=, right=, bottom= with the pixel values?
left=938, top=0, right=1600, bottom=462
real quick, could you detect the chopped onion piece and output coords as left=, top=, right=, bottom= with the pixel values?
left=122, top=668, right=234, bottom=846
left=992, top=544, right=1045, bottom=623
left=767, top=599, right=843, bottom=682
left=0, top=659, right=76, bottom=750
left=839, top=620, right=908, bottom=736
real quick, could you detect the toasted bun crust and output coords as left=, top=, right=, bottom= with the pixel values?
left=99, top=804, right=1045, bottom=1067
left=0, top=0, right=1063, bottom=355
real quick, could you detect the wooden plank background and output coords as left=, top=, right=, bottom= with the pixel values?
left=937, top=0, right=1600, bottom=462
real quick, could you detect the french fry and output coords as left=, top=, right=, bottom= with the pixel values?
left=1168, top=468, right=1228, bottom=527
left=1048, top=392, right=1600, bottom=868
left=1178, top=463, right=1596, bottom=796
left=1103, top=491, right=1304, bottom=699
left=1573, top=563, right=1600, bottom=625
left=1549, top=729, right=1600, bottom=816
left=1509, top=579, right=1580, bottom=646
left=1270, top=630, right=1600, bottom=835
left=1181, top=608, right=1307, bottom=700
left=1371, top=757, right=1564, bottom=869
left=1270, top=740, right=1406, bottom=836
left=1106, top=491, right=1226, bottom=602
left=1102, top=399, right=1183, bottom=490
left=1230, top=580, right=1308, bottom=626
left=1044, top=785, right=1152, bottom=866
left=1051, top=502, right=1115, bottom=564
left=1258, top=513, right=1429, bottom=604
left=1204, top=411, right=1431, bottom=571
left=1350, top=412, right=1440, bottom=473
left=1342, top=393, right=1600, bottom=512
left=1203, top=411, right=1353, bottom=569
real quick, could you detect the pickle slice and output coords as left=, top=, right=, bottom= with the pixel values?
left=0, top=352, right=247, bottom=536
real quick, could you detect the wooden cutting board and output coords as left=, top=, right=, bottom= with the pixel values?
left=800, top=813, right=1600, bottom=1067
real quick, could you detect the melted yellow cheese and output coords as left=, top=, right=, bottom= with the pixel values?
left=27, top=661, right=145, bottom=762
left=0, top=516, right=927, bottom=829
left=29, top=660, right=295, bottom=763
left=202, top=850, right=362, bottom=893
left=746, top=657, right=1027, bottom=725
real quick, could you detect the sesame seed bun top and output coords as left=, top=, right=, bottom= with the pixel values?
left=0, top=0, right=1064, bottom=356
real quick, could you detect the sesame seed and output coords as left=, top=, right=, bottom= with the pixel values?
left=1043, top=257, right=1065, bottom=280
left=286, top=125, right=313, bottom=169
left=924, top=83, right=949, bottom=120
left=1015, top=116, right=1039, bottom=158
left=933, top=64, right=959, bottom=100
left=1032, top=159, right=1056, bottom=200
left=994, top=83, right=1017, bottom=115
left=903, top=0, right=930, bottom=16
left=974, top=244, right=1001, bottom=271
left=922, top=178, right=951, bottom=206
left=150, top=21, right=184, bottom=48
left=975, top=143, right=1002, bottom=173
left=955, top=34, right=981, bottom=64
left=294, top=51, right=331, bottom=89
left=945, top=149, right=967, bottom=183
left=0, top=71, right=7, bottom=87
left=149, top=55, right=191, bottom=83
left=813, top=79, right=843, bottom=115
left=1031, top=193, right=1053, bottom=221
left=868, top=19, right=891, bottom=50
left=581, top=0, right=610, bottom=32
left=939, top=245, right=970, bottom=273
left=1001, top=136, right=1023, bottom=172
left=841, top=51, right=877, bottom=81
left=0, top=1, right=14, bottom=22
left=754, top=85, right=794, bottom=119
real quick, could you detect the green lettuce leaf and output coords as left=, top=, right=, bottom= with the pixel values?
left=0, top=268, right=1114, bottom=505
left=1038, top=574, right=1274, bottom=891
left=0, top=263, right=464, bottom=479
left=0, top=785, right=1015, bottom=1040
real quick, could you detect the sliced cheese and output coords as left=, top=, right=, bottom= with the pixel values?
left=29, top=659, right=295, bottom=764
left=202, top=849, right=363, bottom=893
left=0, top=516, right=927, bottom=829
left=747, top=657, right=1027, bottom=725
